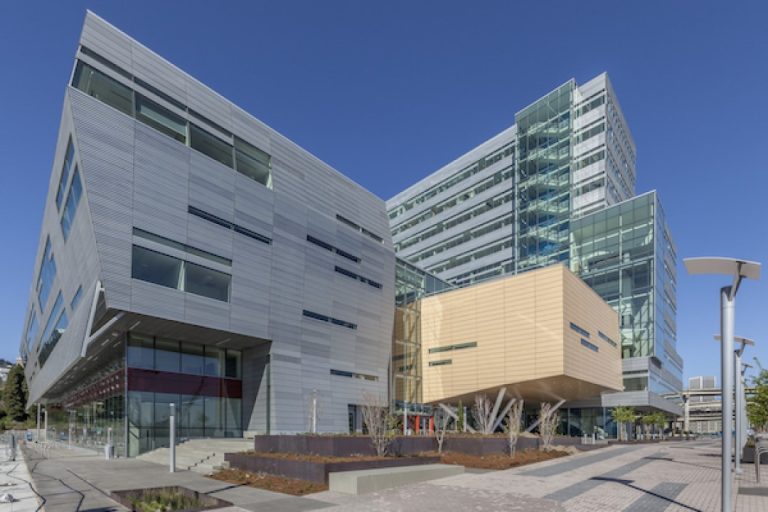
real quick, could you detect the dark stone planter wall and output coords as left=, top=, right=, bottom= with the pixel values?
left=251, top=434, right=584, bottom=457
left=225, top=453, right=441, bottom=483
left=110, top=486, right=232, bottom=512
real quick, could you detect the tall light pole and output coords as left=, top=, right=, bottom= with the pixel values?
left=714, top=335, right=755, bottom=474
left=685, top=257, right=761, bottom=512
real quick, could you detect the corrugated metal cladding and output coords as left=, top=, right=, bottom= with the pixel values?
left=22, top=11, right=395, bottom=434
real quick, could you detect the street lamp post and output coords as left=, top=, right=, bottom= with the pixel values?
left=714, top=335, right=755, bottom=474
left=685, top=257, right=761, bottom=512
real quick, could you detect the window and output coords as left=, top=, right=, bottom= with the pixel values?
left=330, top=369, right=378, bottom=381
left=569, top=322, right=590, bottom=338
left=580, top=338, right=599, bottom=352
left=428, top=341, right=477, bottom=354
left=131, top=245, right=231, bottom=302
left=306, top=235, right=360, bottom=263
left=60, top=168, right=83, bottom=240
left=132, top=246, right=182, bottom=290
left=72, top=61, right=133, bottom=116
left=234, top=136, right=271, bottom=187
left=225, top=350, right=241, bottom=379
left=135, top=94, right=187, bottom=143
left=184, top=262, right=230, bottom=302
left=127, top=333, right=154, bottom=370
left=302, top=310, right=357, bottom=330
left=36, top=238, right=57, bottom=309
left=334, top=266, right=382, bottom=289
left=190, top=124, right=233, bottom=167
left=155, top=339, right=180, bottom=373
left=38, top=292, right=68, bottom=367
left=429, top=359, right=452, bottom=367
left=56, top=138, right=75, bottom=210
left=133, top=227, right=231, bottom=266
left=181, top=343, right=205, bottom=375
left=203, top=346, right=224, bottom=377
left=188, top=206, right=271, bottom=245
left=336, top=214, right=384, bottom=243
left=25, top=310, right=39, bottom=353
left=70, top=285, right=83, bottom=311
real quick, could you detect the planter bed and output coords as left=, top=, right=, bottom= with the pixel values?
left=225, top=451, right=441, bottom=484
left=110, top=486, right=232, bottom=512
left=742, top=445, right=768, bottom=464
left=251, top=434, right=583, bottom=458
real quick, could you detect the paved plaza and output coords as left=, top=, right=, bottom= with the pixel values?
left=11, top=439, right=768, bottom=511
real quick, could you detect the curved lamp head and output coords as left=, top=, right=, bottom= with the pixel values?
left=684, top=257, right=761, bottom=298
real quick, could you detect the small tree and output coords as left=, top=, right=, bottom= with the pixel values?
left=539, top=402, right=559, bottom=449
left=3, top=365, right=28, bottom=423
left=611, top=406, right=636, bottom=441
left=473, top=394, right=494, bottom=434
left=652, top=412, right=667, bottom=440
left=747, top=368, right=768, bottom=432
left=361, top=392, right=395, bottom=456
left=641, top=414, right=655, bottom=440
left=433, top=410, right=451, bottom=454
left=506, top=400, right=524, bottom=457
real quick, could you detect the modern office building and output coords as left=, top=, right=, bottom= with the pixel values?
left=20, top=11, right=395, bottom=456
left=21, top=11, right=678, bottom=455
left=387, top=76, right=682, bottom=417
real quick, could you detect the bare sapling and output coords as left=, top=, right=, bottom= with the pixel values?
left=507, top=400, right=524, bottom=457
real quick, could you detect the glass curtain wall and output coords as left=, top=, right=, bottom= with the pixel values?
left=515, top=81, right=574, bottom=272
left=569, top=193, right=656, bottom=358
left=126, top=333, right=242, bottom=456
left=392, top=258, right=453, bottom=409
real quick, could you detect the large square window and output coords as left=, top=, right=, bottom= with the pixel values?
left=234, top=137, right=271, bottom=187
left=131, top=246, right=182, bottom=290
left=135, top=94, right=187, bottom=143
left=72, top=61, right=133, bottom=117
left=184, top=261, right=230, bottom=302
left=190, top=124, right=233, bottom=168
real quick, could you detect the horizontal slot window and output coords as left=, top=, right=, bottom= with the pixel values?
left=133, top=227, right=231, bottom=266
left=334, top=266, right=382, bottom=290
left=302, top=310, right=357, bottom=330
left=580, top=338, right=599, bottom=352
left=55, top=138, right=75, bottom=210
left=235, top=136, right=271, bottom=187
left=429, top=359, right=452, bottom=367
left=569, top=322, right=590, bottom=338
left=135, top=94, right=187, bottom=143
left=190, top=123, right=233, bottom=167
left=336, top=214, right=383, bottom=243
left=428, top=341, right=477, bottom=354
left=330, top=369, right=378, bottom=381
left=188, top=206, right=271, bottom=245
left=60, top=168, right=83, bottom=240
left=73, top=61, right=133, bottom=116
left=598, top=331, right=617, bottom=347
left=131, top=245, right=231, bottom=302
left=306, top=235, right=360, bottom=263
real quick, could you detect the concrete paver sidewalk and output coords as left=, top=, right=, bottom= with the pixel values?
left=0, top=441, right=42, bottom=512
left=15, top=439, right=768, bottom=511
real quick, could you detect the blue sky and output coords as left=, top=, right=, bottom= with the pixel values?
left=0, top=1, right=766, bottom=385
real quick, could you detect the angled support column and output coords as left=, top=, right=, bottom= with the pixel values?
left=492, top=398, right=518, bottom=432
left=439, top=403, right=476, bottom=433
left=525, top=398, right=566, bottom=433
left=487, top=387, right=507, bottom=433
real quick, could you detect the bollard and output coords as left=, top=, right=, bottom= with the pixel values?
left=169, top=403, right=176, bottom=473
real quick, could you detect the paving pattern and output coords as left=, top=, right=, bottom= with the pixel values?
left=16, top=439, right=768, bottom=511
